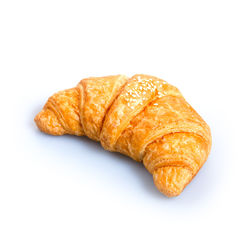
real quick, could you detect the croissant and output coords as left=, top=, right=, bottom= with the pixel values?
left=34, top=74, right=212, bottom=197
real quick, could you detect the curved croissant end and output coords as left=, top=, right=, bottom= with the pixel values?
left=35, top=88, right=84, bottom=136
left=143, top=132, right=211, bottom=196
left=153, top=167, right=193, bottom=197
left=34, top=108, right=66, bottom=135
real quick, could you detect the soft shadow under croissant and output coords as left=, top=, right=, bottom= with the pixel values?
left=34, top=74, right=212, bottom=197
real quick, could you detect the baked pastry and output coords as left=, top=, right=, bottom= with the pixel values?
left=34, top=74, right=212, bottom=197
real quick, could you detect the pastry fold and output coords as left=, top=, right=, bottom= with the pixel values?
left=35, top=74, right=212, bottom=197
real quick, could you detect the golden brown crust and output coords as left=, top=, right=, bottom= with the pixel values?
left=34, top=74, right=212, bottom=197
left=100, top=74, right=182, bottom=151
left=115, top=95, right=210, bottom=162
left=77, top=75, right=128, bottom=141
left=144, top=132, right=211, bottom=196
left=34, top=108, right=65, bottom=135
left=34, top=88, right=83, bottom=136
left=153, top=167, right=193, bottom=197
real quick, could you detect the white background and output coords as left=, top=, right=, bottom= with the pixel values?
left=0, top=0, right=249, bottom=249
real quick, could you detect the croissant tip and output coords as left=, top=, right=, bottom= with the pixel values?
left=34, top=109, right=65, bottom=136
left=153, top=167, right=193, bottom=197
